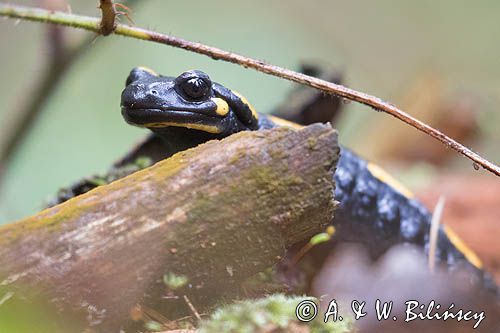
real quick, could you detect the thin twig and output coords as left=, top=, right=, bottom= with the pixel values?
left=428, top=196, right=446, bottom=273
left=183, top=295, right=202, bottom=322
left=0, top=4, right=499, bottom=176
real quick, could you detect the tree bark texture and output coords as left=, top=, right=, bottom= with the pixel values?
left=0, top=124, right=339, bottom=331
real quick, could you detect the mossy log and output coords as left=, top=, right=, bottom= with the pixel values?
left=0, top=124, right=339, bottom=331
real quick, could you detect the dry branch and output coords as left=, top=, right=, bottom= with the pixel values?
left=0, top=124, right=339, bottom=331
left=0, top=3, right=498, bottom=176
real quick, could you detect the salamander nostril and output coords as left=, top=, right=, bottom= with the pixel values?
left=151, top=90, right=158, bottom=95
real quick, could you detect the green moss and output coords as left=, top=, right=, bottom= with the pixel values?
left=134, top=156, right=153, bottom=169
left=37, top=203, right=87, bottom=228
left=0, top=198, right=91, bottom=246
left=148, top=151, right=187, bottom=183
left=183, top=163, right=308, bottom=231
left=198, top=294, right=353, bottom=333
left=144, top=320, right=163, bottom=331
left=309, top=232, right=332, bottom=245
left=88, top=176, right=108, bottom=186
left=163, top=272, right=188, bottom=290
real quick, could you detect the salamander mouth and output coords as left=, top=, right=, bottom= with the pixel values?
left=121, top=107, right=223, bottom=134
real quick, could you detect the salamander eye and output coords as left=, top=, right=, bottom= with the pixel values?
left=180, top=77, right=210, bottom=99
left=175, top=70, right=213, bottom=100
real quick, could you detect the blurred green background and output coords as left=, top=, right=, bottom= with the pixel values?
left=0, top=0, right=499, bottom=225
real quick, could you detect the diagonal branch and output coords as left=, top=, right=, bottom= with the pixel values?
left=0, top=3, right=499, bottom=177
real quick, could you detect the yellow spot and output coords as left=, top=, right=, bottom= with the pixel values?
left=367, top=163, right=414, bottom=198
left=267, top=115, right=304, bottom=129
left=142, top=122, right=220, bottom=134
left=326, top=225, right=336, bottom=236
left=443, top=225, right=483, bottom=269
left=212, top=98, right=229, bottom=116
left=137, top=66, right=158, bottom=76
left=233, top=90, right=259, bottom=120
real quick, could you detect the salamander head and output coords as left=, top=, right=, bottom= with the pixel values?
left=121, top=67, right=259, bottom=137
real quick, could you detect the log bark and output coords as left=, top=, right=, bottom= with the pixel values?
left=0, top=124, right=339, bottom=331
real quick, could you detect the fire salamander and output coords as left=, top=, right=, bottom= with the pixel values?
left=120, top=67, right=494, bottom=290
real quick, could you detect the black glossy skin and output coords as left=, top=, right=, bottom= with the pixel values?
left=334, top=148, right=462, bottom=262
left=121, top=68, right=495, bottom=290
left=122, top=68, right=257, bottom=134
